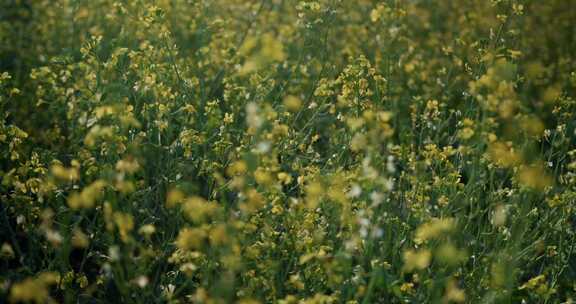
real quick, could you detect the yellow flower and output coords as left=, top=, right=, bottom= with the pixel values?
left=10, top=272, right=59, bottom=304
left=227, top=160, right=247, bottom=176
left=254, top=167, right=272, bottom=185
left=517, top=164, right=553, bottom=191
left=458, top=119, right=475, bottom=140
left=400, top=282, right=414, bottom=293
left=435, top=243, right=467, bottom=266
left=283, top=95, right=302, bottom=112
left=182, top=196, right=218, bottom=223
left=179, top=263, right=197, bottom=277
left=271, top=204, right=284, bottom=215
left=261, top=33, right=285, bottom=62
left=289, top=274, right=305, bottom=290
left=277, top=172, right=293, bottom=185
left=175, top=227, right=206, bottom=251
left=403, top=249, right=431, bottom=272
left=84, top=125, right=114, bottom=147
left=94, top=105, right=116, bottom=118
left=113, top=212, right=134, bottom=242
left=115, top=157, right=140, bottom=174
left=71, top=229, right=90, bottom=248
left=139, top=224, right=156, bottom=237
left=240, top=188, right=265, bottom=213
left=458, top=127, right=475, bottom=140
left=370, top=8, right=381, bottom=23
left=209, top=224, right=228, bottom=246
left=76, top=274, right=89, bottom=289
left=272, top=123, right=290, bottom=138
left=1, top=243, right=15, bottom=259
left=350, top=133, right=367, bottom=152
left=444, top=279, right=466, bottom=303
left=488, top=142, right=522, bottom=168
left=67, top=180, right=107, bottom=209
left=305, top=181, right=324, bottom=209
left=414, top=218, right=455, bottom=244
left=50, top=164, right=80, bottom=181
left=520, top=116, right=545, bottom=138
left=239, top=33, right=285, bottom=74
left=166, top=188, right=185, bottom=208
left=223, top=112, right=234, bottom=124
left=518, top=274, right=556, bottom=296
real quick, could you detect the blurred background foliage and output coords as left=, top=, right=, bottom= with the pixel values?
left=1, top=0, right=576, bottom=303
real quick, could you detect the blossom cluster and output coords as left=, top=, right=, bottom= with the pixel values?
left=1, top=0, right=575, bottom=303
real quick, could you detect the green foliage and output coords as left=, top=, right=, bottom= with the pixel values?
left=1, top=0, right=576, bottom=303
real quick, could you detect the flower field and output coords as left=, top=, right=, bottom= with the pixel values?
left=1, top=0, right=576, bottom=303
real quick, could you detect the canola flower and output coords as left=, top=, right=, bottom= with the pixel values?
left=0, top=0, right=575, bottom=303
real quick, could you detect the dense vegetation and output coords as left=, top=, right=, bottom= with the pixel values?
left=1, top=0, right=576, bottom=303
